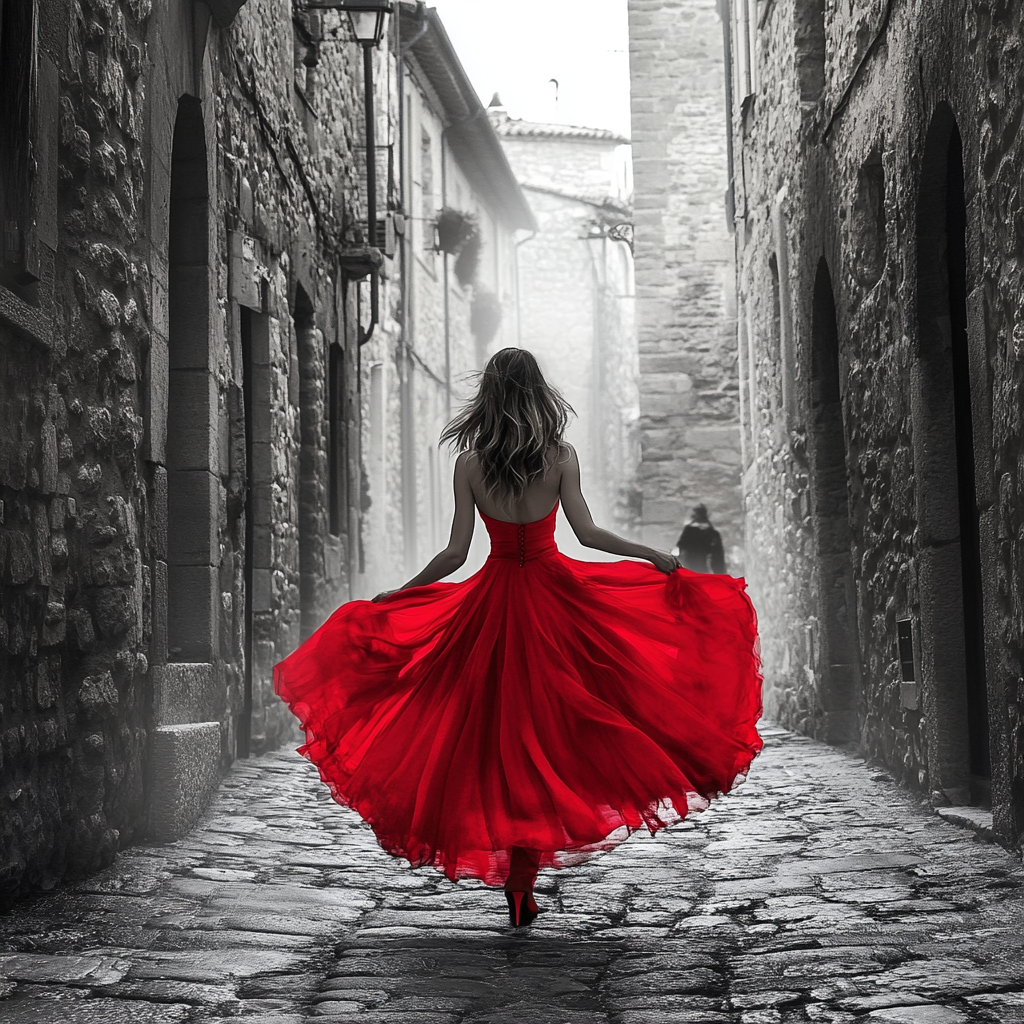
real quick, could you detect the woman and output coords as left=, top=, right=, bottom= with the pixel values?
left=274, top=348, right=762, bottom=928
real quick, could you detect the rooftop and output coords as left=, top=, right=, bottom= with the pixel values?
left=397, top=7, right=536, bottom=232
left=486, top=95, right=630, bottom=145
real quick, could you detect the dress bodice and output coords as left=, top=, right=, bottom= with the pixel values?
left=481, top=502, right=559, bottom=565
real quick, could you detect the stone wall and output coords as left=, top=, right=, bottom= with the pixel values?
left=0, top=0, right=159, bottom=900
left=733, top=0, right=1024, bottom=844
left=0, top=0, right=382, bottom=902
left=627, top=0, right=742, bottom=565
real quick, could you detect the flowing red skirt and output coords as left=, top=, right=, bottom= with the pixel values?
left=274, top=504, right=763, bottom=886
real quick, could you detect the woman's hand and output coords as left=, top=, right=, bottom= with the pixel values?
left=648, top=549, right=681, bottom=574
left=559, top=446, right=682, bottom=573
left=388, top=453, right=476, bottom=595
left=372, top=590, right=398, bottom=603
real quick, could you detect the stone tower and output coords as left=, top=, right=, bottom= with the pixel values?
left=627, top=0, right=741, bottom=566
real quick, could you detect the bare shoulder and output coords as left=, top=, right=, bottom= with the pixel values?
left=453, top=450, right=477, bottom=481
left=455, top=451, right=483, bottom=494
left=556, top=441, right=579, bottom=472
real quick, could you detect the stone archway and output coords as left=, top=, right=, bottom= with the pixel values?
left=167, top=96, right=215, bottom=663
left=149, top=94, right=222, bottom=842
left=294, top=285, right=322, bottom=640
left=913, top=104, right=991, bottom=802
left=807, top=257, right=861, bottom=743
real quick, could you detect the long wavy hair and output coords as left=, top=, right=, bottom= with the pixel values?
left=441, top=348, right=574, bottom=508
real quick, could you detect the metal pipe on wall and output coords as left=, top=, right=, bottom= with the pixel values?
left=440, top=130, right=451, bottom=420
left=397, top=5, right=428, bottom=575
left=360, top=40, right=380, bottom=344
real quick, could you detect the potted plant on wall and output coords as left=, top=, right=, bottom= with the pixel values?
left=435, top=207, right=484, bottom=288
left=435, top=208, right=478, bottom=257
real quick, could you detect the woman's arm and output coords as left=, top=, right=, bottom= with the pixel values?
left=372, top=451, right=476, bottom=600
left=558, top=444, right=679, bottom=574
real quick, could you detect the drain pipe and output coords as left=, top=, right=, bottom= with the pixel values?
left=718, top=0, right=736, bottom=231
left=358, top=35, right=382, bottom=345
left=397, top=2, right=428, bottom=571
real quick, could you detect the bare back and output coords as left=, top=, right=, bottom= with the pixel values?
left=386, top=441, right=677, bottom=598
left=465, top=444, right=566, bottom=523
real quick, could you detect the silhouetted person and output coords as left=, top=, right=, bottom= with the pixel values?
left=674, top=504, right=726, bottom=574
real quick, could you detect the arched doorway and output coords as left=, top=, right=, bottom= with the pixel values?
left=914, top=106, right=990, bottom=799
left=236, top=284, right=273, bottom=757
left=294, top=285, right=320, bottom=640
left=167, top=96, right=215, bottom=663
left=808, top=257, right=860, bottom=743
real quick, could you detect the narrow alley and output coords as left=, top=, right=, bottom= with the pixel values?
left=2, top=725, right=1022, bottom=1024
left=3, top=1, right=1024, bottom=1019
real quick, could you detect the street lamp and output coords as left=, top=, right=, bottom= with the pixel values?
left=306, top=0, right=393, bottom=342
left=344, top=0, right=391, bottom=45
left=306, top=0, right=391, bottom=43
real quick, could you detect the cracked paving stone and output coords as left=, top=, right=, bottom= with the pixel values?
left=0, top=992, right=193, bottom=1024
left=865, top=1007, right=970, bottom=1023
left=1, top=728, right=1023, bottom=1022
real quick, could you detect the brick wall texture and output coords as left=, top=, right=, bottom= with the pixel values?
left=734, top=0, right=1024, bottom=844
left=627, top=0, right=743, bottom=564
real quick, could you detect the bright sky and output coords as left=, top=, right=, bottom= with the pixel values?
left=428, top=0, right=632, bottom=137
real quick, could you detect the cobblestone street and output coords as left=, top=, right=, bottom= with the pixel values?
left=1, top=725, right=1023, bottom=1024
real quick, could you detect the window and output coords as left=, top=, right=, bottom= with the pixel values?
left=851, top=148, right=886, bottom=287
left=292, top=9, right=321, bottom=132
left=293, top=286, right=319, bottom=638
left=808, top=258, right=861, bottom=743
left=746, top=305, right=758, bottom=459
left=769, top=253, right=781, bottom=361
left=0, top=0, right=36, bottom=286
left=738, top=308, right=754, bottom=466
left=328, top=342, right=345, bottom=537
left=794, top=0, right=826, bottom=104
left=420, top=128, right=435, bottom=250
left=0, top=0, right=59, bottom=320
left=367, top=363, right=387, bottom=568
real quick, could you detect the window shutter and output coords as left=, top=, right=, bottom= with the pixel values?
left=24, top=50, right=59, bottom=283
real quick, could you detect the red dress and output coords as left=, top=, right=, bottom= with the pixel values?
left=274, top=503, right=763, bottom=886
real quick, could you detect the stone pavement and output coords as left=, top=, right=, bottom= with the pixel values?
left=2, top=724, right=1023, bottom=1023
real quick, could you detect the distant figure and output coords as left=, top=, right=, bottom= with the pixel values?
left=674, top=504, right=727, bottom=574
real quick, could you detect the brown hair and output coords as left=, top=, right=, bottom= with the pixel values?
left=441, top=348, right=574, bottom=508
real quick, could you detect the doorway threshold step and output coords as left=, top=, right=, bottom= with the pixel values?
left=936, top=805, right=994, bottom=841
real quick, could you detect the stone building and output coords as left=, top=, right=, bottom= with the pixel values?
left=0, top=0, right=530, bottom=901
left=0, top=0, right=377, bottom=900
left=489, top=100, right=639, bottom=536
left=727, top=0, right=1024, bottom=843
left=355, top=4, right=535, bottom=597
left=627, top=0, right=743, bottom=565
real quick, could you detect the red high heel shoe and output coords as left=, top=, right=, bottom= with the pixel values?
left=505, top=890, right=539, bottom=927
